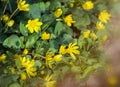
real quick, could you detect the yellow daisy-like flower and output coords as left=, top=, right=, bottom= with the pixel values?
left=96, top=21, right=105, bottom=30
left=21, top=72, right=27, bottom=80
left=20, top=57, right=36, bottom=77
left=102, top=35, right=108, bottom=42
left=54, top=8, right=62, bottom=18
left=2, top=14, right=9, bottom=22
left=82, top=1, right=94, bottom=11
left=23, top=49, right=28, bottom=55
left=83, top=30, right=91, bottom=38
left=45, top=51, right=54, bottom=68
left=7, top=20, right=14, bottom=27
left=63, top=14, right=76, bottom=27
left=53, top=54, right=62, bottom=62
left=26, top=18, right=43, bottom=33
left=98, top=10, right=111, bottom=23
left=66, top=43, right=80, bottom=60
left=0, top=54, right=6, bottom=61
left=59, top=45, right=67, bottom=54
left=91, top=33, right=97, bottom=40
left=18, top=0, right=29, bottom=11
left=44, top=75, right=56, bottom=87
left=41, top=32, right=51, bottom=40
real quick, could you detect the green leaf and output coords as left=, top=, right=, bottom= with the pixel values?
left=29, top=3, right=41, bottom=18
left=25, top=33, right=39, bottom=48
left=15, top=59, right=21, bottom=69
left=54, top=22, right=65, bottom=36
left=3, top=35, right=22, bottom=49
left=20, top=21, right=28, bottom=36
left=9, top=82, right=21, bottom=87
left=74, top=14, right=90, bottom=29
left=35, top=60, right=41, bottom=68
left=49, top=40, right=58, bottom=52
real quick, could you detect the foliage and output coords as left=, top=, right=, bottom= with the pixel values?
left=0, top=0, right=115, bottom=87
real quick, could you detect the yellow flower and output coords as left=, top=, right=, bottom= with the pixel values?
left=0, top=54, right=6, bottom=61
left=63, top=14, right=75, bottom=27
left=44, top=75, right=56, bottom=87
left=45, top=51, right=54, bottom=68
left=96, top=21, right=105, bottom=30
left=53, top=54, right=62, bottom=62
left=18, top=0, right=29, bottom=11
left=10, top=67, right=15, bottom=74
left=59, top=45, right=67, bottom=54
left=83, top=30, right=91, bottom=38
left=66, top=43, right=80, bottom=60
left=23, top=49, right=28, bottom=55
left=54, top=8, right=62, bottom=18
left=82, top=1, right=94, bottom=11
left=41, top=32, right=51, bottom=40
left=2, top=14, right=9, bottom=22
left=20, top=57, right=36, bottom=77
left=99, top=10, right=111, bottom=23
left=102, top=35, right=108, bottom=42
left=91, top=33, right=97, bottom=40
left=21, top=72, right=27, bottom=80
left=107, top=76, right=118, bottom=86
left=7, top=20, right=14, bottom=27
left=26, top=18, right=43, bottom=33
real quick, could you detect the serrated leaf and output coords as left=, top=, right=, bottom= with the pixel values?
left=3, top=35, right=22, bottom=49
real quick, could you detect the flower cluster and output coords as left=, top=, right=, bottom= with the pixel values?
left=0, top=0, right=113, bottom=87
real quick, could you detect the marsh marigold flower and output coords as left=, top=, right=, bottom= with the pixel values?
left=59, top=45, right=67, bottom=54
left=107, top=76, right=118, bottom=86
left=26, top=18, right=43, bottom=33
left=63, top=14, right=75, bottom=27
left=18, top=0, right=29, bottom=11
left=96, top=21, right=105, bottom=30
left=67, top=43, right=80, bottom=60
left=99, top=10, right=111, bottom=23
left=54, top=8, right=62, bottom=18
left=20, top=57, right=36, bottom=77
left=41, top=32, right=51, bottom=40
left=83, top=30, right=91, bottom=38
left=2, top=14, right=9, bottom=22
left=7, top=20, right=14, bottom=27
left=0, top=54, right=6, bottom=61
left=82, top=1, right=94, bottom=11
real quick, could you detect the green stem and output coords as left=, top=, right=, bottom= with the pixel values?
left=2, top=0, right=9, bottom=14
left=9, top=8, right=19, bottom=20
